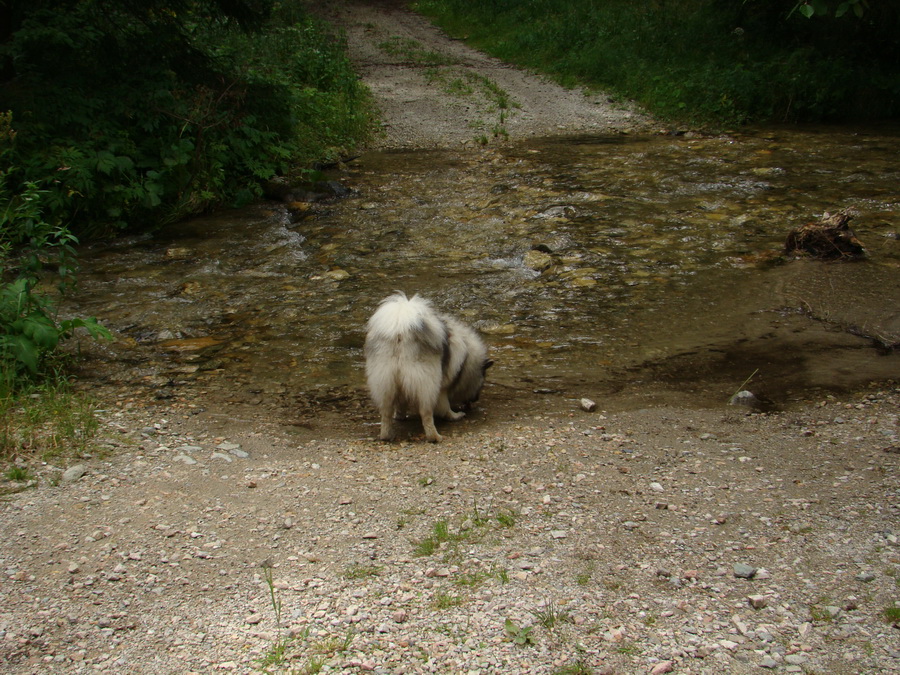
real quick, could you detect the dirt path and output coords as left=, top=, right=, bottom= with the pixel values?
left=1, top=3, right=898, bottom=675
left=316, top=0, right=652, bottom=148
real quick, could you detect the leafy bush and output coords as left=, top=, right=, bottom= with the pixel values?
left=1, top=0, right=374, bottom=236
left=416, top=0, right=900, bottom=125
left=0, top=180, right=110, bottom=390
left=0, top=277, right=110, bottom=386
left=1, top=111, right=110, bottom=390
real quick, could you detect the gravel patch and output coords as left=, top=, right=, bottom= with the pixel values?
left=2, top=387, right=898, bottom=673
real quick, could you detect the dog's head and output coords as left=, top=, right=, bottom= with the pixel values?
left=459, top=359, right=494, bottom=410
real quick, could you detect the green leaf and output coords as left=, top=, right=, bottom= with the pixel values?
left=22, top=313, right=60, bottom=349
left=799, top=4, right=815, bottom=18
left=6, top=334, right=39, bottom=372
left=96, top=150, right=117, bottom=175
left=59, top=317, right=112, bottom=341
left=115, top=155, right=135, bottom=172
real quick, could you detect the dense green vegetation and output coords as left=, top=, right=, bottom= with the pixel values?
left=416, top=0, right=900, bottom=126
left=1, top=0, right=373, bottom=237
left=0, top=0, right=374, bottom=395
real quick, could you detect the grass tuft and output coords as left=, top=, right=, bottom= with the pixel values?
left=1, top=383, right=102, bottom=466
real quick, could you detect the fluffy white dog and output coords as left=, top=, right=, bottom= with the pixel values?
left=364, top=292, right=492, bottom=442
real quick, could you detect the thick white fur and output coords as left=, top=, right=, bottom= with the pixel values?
left=364, top=292, right=491, bottom=442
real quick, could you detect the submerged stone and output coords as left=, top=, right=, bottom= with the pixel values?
left=523, top=249, right=553, bottom=271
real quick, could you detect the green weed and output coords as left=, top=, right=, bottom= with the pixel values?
left=312, top=629, right=355, bottom=655
left=257, top=636, right=293, bottom=670
left=809, top=600, right=838, bottom=623
left=342, top=563, right=381, bottom=580
left=454, top=570, right=488, bottom=588
left=379, top=36, right=458, bottom=66
left=552, top=662, right=595, bottom=675
left=504, top=618, right=535, bottom=646
left=469, top=500, right=491, bottom=527
left=412, top=519, right=457, bottom=556
left=4, top=465, right=31, bottom=481
left=413, top=503, right=517, bottom=557
left=496, top=510, right=517, bottom=528
left=256, top=562, right=294, bottom=670
left=378, top=34, right=517, bottom=140
left=433, top=592, right=465, bottom=610
left=616, top=642, right=639, bottom=655
left=531, top=601, right=571, bottom=630
left=413, top=537, right=439, bottom=557
left=882, top=605, right=900, bottom=624
left=296, top=656, right=326, bottom=674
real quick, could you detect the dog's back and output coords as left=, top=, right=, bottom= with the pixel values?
left=364, top=293, right=446, bottom=414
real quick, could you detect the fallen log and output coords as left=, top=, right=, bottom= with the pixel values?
left=784, top=210, right=867, bottom=259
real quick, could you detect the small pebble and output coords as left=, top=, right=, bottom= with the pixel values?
left=62, top=465, right=87, bottom=483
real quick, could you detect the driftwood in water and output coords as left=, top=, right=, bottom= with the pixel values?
left=784, top=210, right=866, bottom=259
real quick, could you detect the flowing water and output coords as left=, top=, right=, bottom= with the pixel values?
left=69, top=126, right=900, bottom=424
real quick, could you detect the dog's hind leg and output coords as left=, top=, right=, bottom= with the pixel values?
left=378, top=407, right=396, bottom=441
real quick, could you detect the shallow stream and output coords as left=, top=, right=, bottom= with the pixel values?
left=69, top=126, right=900, bottom=424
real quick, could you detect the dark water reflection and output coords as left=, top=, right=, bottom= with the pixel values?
left=69, top=126, right=900, bottom=416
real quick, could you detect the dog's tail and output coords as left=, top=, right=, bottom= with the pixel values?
left=366, top=292, right=445, bottom=353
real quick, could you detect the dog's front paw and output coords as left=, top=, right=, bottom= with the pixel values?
left=446, top=410, right=465, bottom=422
